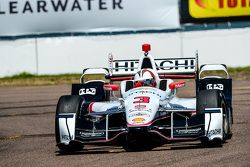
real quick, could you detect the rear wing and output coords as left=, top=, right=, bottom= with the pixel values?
left=108, top=54, right=199, bottom=81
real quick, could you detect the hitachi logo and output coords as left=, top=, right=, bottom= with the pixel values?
left=114, top=59, right=195, bottom=72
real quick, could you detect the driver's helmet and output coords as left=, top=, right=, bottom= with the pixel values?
left=134, top=69, right=157, bottom=88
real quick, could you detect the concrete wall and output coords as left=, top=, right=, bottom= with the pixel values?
left=0, top=27, right=250, bottom=77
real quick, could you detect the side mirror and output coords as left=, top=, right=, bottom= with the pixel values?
left=104, top=84, right=120, bottom=91
left=169, top=81, right=185, bottom=89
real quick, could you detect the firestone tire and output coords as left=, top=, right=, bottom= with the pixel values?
left=55, top=95, right=84, bottom=153
left=227, top=108, right=233, bottom=140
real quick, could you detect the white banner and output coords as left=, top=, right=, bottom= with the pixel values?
left=0, top=0, right=180, bottom=36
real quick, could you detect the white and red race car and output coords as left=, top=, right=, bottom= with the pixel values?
left=55, top=44, right=233, bottom=152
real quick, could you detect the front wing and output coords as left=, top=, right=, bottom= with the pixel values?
left=56, top=108, right=223, bottom=145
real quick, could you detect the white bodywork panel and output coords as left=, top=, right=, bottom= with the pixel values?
left=205, top=108, right=223, bottom=141
left=90, top=86, right=197, bottom=127
left=124, top=88, right=161, bottom=126
left=58, top=114, right=76, bottom=145
left=90, top=101, right=121, bottom=113
left=166, top=97, right=196, bottom=109
left=123, top=87, right=169, bottom=100
left=124, top=90, right=196, bottom=127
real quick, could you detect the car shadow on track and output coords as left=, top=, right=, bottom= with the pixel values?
left=55, top=146, right=126, bottom=156
left=55, top=141, right=222, bottom=156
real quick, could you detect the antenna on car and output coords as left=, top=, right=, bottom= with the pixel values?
left=108, top=53, right=113, bottom=76
left=195, top=50, right=199, bottom=79
left=142, top=44, right=151, bottom=56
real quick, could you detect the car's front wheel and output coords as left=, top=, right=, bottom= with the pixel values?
left=197, top=90, right=230, bottom=147
left=55, top=95, right=84, bottom=152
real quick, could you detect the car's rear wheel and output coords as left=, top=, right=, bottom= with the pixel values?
left=197, top=90, right=229, bottom=147
left=55, top=95, right=84, bottom=152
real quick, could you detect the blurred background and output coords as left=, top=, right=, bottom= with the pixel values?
left=0, top=0, right=250, bottom=78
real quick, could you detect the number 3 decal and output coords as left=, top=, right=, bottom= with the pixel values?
left=133, top=96, right=150, bottom=104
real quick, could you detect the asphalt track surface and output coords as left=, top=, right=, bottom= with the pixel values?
left=0, top=81, right=249, bottom=167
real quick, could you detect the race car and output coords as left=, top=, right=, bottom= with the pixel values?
left=55, top=44, right=233, bottom=152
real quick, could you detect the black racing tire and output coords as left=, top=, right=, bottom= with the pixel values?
left=197, top=89, right=221, bottom=115
left=197, top=90, right=229, bottom=146
left=55, top=95, right=84, bottom=152
left=227, top=108, right=233, bottom=140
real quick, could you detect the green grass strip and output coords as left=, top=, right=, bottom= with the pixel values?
left=0, top=66, right=249, bottom=86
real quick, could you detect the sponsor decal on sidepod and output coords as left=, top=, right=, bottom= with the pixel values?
left=79, top=88, right=96, bottom=95
left=206, top=84, right=224, bottom=90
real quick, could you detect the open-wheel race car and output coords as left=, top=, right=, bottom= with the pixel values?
left=55, top=44, right=233, bottom=152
